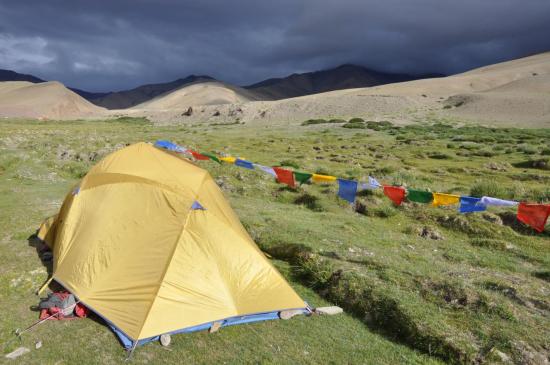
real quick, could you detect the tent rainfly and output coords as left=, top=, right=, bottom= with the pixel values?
left=37, top=142, right=308, bottom=350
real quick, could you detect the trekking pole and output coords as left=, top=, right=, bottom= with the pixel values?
left=1, top=312, right=61, bottom=352
left=14, top=300, right=80, bottom=338
left=14, top=311, right=60, bottom=337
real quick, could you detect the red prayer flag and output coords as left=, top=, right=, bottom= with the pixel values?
left=273, top=167, right=295, bottom=188
left=383, top=185, right=406, bottom=206
left=189, top=150, right=210, bottom=161
left=517, top=202, right=550, bottom=232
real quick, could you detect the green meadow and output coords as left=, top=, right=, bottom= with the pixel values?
left=1, top=117, right=549, bottom=364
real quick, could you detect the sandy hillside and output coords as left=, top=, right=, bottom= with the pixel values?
left=125, top=52, right=549, bottom=127
left=0, top=81, right=106, bottom=120
left=132, top=81, right=265, bottom=110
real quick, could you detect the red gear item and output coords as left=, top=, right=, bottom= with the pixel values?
left=74, top=303, right=89, bottom=318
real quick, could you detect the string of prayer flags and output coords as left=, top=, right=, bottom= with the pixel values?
left=200, top=152, right=221, bottom=164
left=153, top=140, right=549, bottom=233
left=432, top=193, right=460, bottom=207
left=459, top=196, right=487, bottom=214
left=189, top=150, right=210, bottom=161
left=407, top=189, right=433, bottom=204
left=273, top=167, right=295, bottom=188
left=337, top=179, right=358, bottom=203
left=480, top=196, right=518, bottom=207
left=517, top=203, right=550, bottom=232
left=220, top=156, right=236, bottom=164
left=235, top=159, right=254, bottom=169
left=312, top=174, right=337, bottom=183
left=294, top=171, right=313, bottom=185
left=383, top=186, right=406, bottom=206
left=254, top=164, right=276, bottom=177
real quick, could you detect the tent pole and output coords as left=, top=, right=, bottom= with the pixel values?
left=36, top=277, right=54, bottom=295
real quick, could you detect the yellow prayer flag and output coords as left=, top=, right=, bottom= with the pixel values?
left=220, top=156, right=236, bottom=164
left=312, top=174, right=337, bottom=183
left=432, top=193, right=460, bottom=206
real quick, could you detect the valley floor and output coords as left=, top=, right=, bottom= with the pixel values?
left=0, top=117, right=549, bottom=364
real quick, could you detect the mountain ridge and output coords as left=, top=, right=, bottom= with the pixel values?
left=0, top=65, right=443, bottom=109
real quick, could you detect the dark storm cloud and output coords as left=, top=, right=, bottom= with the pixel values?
left=1, top=0, right=549, bottom=91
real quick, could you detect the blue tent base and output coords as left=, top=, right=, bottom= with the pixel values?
left=110, top=308, right=310, bottom=349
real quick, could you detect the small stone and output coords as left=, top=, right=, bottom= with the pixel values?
left=315, top=306, right=343, bottom=315
left=481, top=212, right=503, bottom=226
left=5, top=347, right=30, bottom=359
left=488, top=348, right=512, bottom=364
left=182, top=107, right=193, bottom=116
left=419, top=226, right=444, bottom=240
left=35, top=341, right=42, bottom=349
left=159, top=334, right=171, bottom=346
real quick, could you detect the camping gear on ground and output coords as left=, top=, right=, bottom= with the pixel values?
left=38, top=292, right=88, bottom=320
left=37, top=142, right=309, bottom=352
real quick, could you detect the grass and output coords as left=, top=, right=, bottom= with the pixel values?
left=0, top=118, right=549, bottom=364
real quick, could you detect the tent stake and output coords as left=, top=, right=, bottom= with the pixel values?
left=125, top=341, right=138, bottom=361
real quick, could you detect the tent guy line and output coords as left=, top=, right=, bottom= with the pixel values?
left=154, top=140, right=550, bottom=233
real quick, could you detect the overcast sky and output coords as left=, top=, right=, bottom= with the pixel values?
left=1, top=0, right=549, bottom=92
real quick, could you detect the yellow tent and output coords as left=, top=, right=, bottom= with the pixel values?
left=38, top=142, right=307, bottom=348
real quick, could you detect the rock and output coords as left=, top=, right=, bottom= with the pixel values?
left=487, top=348, right=512, bottom=364
left=35, top=341, right=42, bottom=349
left=182, top=107, right=193, bottom=116
left=5, top=347, right=30, bottom=360
left=159, top=334, right=171, bottom=346
left=209, top=321, right=222, bottom=333
left=511, top=341, right=549, bottom=365
left=212, top=110, right=220, bottom=117
left=57, top=149, right=75, bottom=160
left=481, top=212, right=503, bottom=225
left=419, top=226, right=444, bottom=240
left=279, top=309, right=304, bottom=319
left=484, top=162, right=509, bottom=171
left=354, top=201, right=367, bottom=215
left=315, top=306, right=343, bottom=315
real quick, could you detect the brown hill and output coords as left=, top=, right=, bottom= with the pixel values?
left=131, top=81, right=265, bottom=110
left=90, top=75, right=214, bottom=109
left=0, top=81, right=106, bottom=119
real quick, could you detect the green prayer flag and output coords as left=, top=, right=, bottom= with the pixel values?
left=294, top=171, right=312, bottom=185
left=407, top=189, right=433, bottom=203
left=200, top=152, right=221, bottom=164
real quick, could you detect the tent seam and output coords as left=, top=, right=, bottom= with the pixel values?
left=134, top=173, right=208, bottom=341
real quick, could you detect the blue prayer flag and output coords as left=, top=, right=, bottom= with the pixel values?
left=235, top=159, right=254, bottom=169
left=459, top=196, right=486, bottom=213
left=337, top=179, right=358, bottom=203
left=154, top=140, right=185, bottom=153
